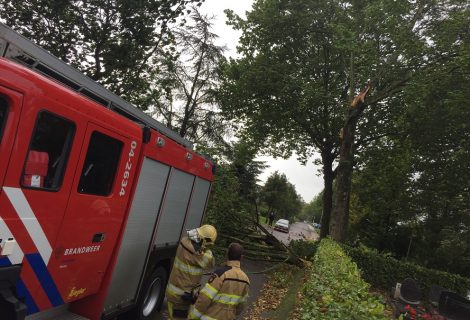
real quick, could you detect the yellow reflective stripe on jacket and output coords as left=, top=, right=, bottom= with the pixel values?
left=212, top=292, right=245, bottom=305
left=200, top=283, right=246, bottom=306
left=200, top=251, right=213, bottom=268
left=200, top=283, right=218, bottom=299
left=189, top=306, right=217, bottom=320
left=174, top=257, right=204, bottom=275
left=166, top=283, right=186, bottom=298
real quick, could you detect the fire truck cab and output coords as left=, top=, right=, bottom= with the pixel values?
left=0, top=23, right=214, bottom=320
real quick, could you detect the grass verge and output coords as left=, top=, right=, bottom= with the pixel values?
left=243, top=264, right=303, bottom=320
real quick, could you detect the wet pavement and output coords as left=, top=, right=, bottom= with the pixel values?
left=269, top=221, right=318, bottom=244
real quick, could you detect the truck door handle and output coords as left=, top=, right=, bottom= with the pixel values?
left=92, top=233, right=105, bottom=243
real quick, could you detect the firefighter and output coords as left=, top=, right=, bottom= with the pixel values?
left=166, top=224, right=217, bottom=320
left=188, top=242, right=250, bottom=320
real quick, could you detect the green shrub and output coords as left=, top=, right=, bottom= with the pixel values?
left=343, top=244, right=470, bottom=296
left=288, top=239, right=318, bottom=260
left=259, top=215, right=268, bottom=225
left=299, top=238, right=390, bottom=320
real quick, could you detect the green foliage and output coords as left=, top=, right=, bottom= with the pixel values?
left=300, top=239, right=389, bottom=320
left=261, top=171, right=303, bottom=220
left=0, top=0, right=204, bottom=109
left=230, top=141, right=267, bottom=205
left=403, top=59, right=470, bottom=276
left=258, top=215, right=268, bottom=225
left=204, top=163, right=251, bottom=238
left=348, top=13, right=470, bottom=275
left=288, top=239, right=318, bottom=260
left=150, top=8, right=229, bottom=144
left=348, top=138, right=414, bottom=253
left=299, top=192, right=323, bottom=223
left=343, top=244, right=470, bottom=297
left=210, top=245, right=228, bottom=267
left=220, top=0, right=468, bottom=240
left=203, top=140, right=266, bottom=239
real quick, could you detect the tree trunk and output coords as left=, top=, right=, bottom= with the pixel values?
left=254, top=199, right=260, bottom=224
left=319, top=155, right=334, bottom=239
left=330, top=86, right=370, bottom=242
left=330, top=118, right=357, bottom=242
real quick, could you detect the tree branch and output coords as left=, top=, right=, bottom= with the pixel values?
left=365, top=73, right=412, bottom=106
left=355, top=131, right=400, bottom=150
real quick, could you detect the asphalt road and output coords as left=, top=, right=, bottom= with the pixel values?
left=152, top=222, right=318, bottom=319
left=269, top=221, right=318, bottom=244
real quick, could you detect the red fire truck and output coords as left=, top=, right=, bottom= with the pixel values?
left=0, top=23, right=214, bottom=320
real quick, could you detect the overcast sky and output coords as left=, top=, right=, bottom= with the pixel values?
left=199, top=0, right=324, bottom=202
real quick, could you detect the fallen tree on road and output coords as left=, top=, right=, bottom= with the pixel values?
left=219, top=221, right=312, bottom=267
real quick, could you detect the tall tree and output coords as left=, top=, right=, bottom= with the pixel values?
left=349, top=28, right=470, bottom=275
left=148, top=7, right=229, bottom=144
left=204, top=163, right=248, bottom=236
left=0, top=0, right=204, bottom=108
left=330, top=1, right=468, bottom=240
left=203, top=140, right=266, bottom=235
left=221, top=0, right=351, bottom=239
left=261, top=171, right=303, bottom=220
left=220, top=0, right=468, bottom=240
left=330, top=0, right=470, bottom=241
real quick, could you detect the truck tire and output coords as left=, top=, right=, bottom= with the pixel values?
left=137, top=267, right=167, bottom=320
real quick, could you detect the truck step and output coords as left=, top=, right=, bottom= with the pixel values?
left=25, top=305, right=89, bottom=320
left=51, top=313, right=89, bottom=320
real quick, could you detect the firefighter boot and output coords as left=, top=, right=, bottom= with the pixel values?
left=167, top=301, right=190, bottom=320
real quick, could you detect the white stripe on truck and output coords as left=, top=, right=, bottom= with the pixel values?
left=4, top=187, right=52, bottom=264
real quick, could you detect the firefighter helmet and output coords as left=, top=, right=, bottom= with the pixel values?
left=197, top=225, right=217, bottom=247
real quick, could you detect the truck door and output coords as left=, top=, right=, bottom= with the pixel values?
left=50, top=122, right=140, bottom=303
left=0, top=86, right=22, bottom=191
left=0, top=96, right=85, bottom=313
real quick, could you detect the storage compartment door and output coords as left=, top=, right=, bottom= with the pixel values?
left=104, top=157, right=169, bottom=311
left=153, top=169, right=194, bottom=248
left=184, top=178, right=211, bottom=231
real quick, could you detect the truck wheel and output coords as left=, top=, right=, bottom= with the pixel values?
left=137, top=267, right=167, bottom=320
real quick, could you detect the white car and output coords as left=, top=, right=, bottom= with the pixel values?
left=274, top=219, right=290, bottom=233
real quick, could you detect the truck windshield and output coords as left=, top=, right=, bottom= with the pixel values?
left=0, top=97, right=7, bottom=142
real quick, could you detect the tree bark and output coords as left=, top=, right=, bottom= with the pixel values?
left=330, top=117, right=357, bottom=241
left=319, top=154, right=334, bottom=239
left=254, top=198, right=260, bottom=224
left=330, top=86, right=370, bottom=242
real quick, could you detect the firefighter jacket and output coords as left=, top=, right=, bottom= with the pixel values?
left=166, top=237, right=215, bottom=306
left=189, top=260, right=250, bottom=320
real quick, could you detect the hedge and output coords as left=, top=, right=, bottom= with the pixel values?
left=299, top=238, right=389, bottom=320
left=343, top=244, right=470, bottom=297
